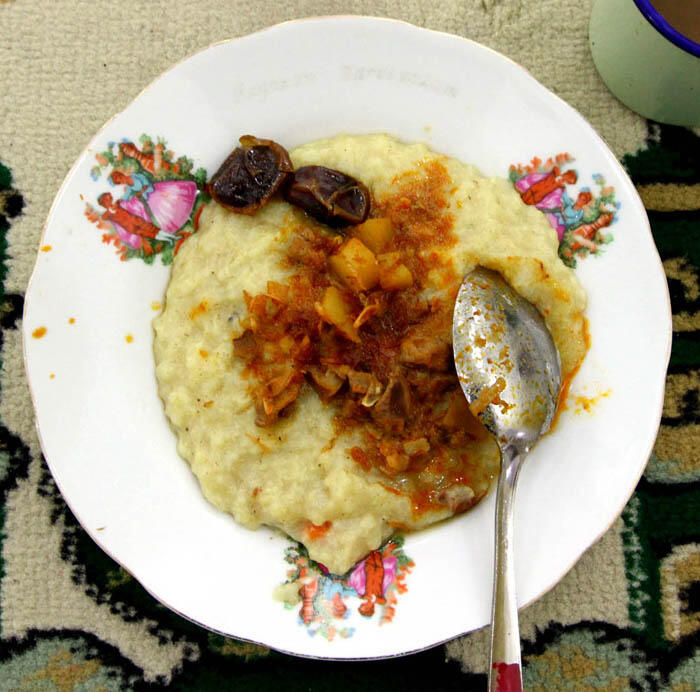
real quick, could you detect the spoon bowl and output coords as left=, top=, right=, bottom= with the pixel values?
left=453, top=267, right=561, bottom=451
left=453, top=267, right=562, bottom=691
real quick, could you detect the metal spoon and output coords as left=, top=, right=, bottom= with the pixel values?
left=452, top=267, right=562, bottom=692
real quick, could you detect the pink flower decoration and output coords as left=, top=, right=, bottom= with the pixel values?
left=380, top=556, right=397, bottom=594
left=515, top=172, right=565, bottom=212
left=515, top=172, right=567, bottom=238
left=514, top=171, right=547, bottom=194
left=347, top=555, right=397, bottom=596
left=119, top=181, right=198, bottom=233
left=147, top=180, right=197, bottom=232
left=119, top=197, right=149, bottom=223
left=110, top=221, right=142, bottom=249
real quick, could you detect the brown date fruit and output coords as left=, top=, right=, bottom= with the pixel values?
left=284, top=165, right=370, bottom=228
left=207, top=136, right=294, bottom=215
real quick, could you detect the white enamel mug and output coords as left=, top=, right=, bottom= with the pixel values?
left=590, top=0, right=700, bottom=125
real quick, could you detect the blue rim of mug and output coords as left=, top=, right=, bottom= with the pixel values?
left=633, top=0, right=700, bottom=58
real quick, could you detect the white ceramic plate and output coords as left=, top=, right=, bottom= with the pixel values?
left=23, top=17, right=671, bottom=659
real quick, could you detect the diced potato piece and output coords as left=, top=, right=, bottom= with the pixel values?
left=378, top=440, right=409, bottom=472
left=377, top=252, right=413, bottom=291
left=403, top=437, right=430, bottom=455
left=385, top=452, right=409, bottom=472
left=328, top=238, right=379, bottom=293
left=279, top=335, right=295, bottom=354
left=315, top=286, right=360, bottom=342
left=352, top=217, right=394, bottom=254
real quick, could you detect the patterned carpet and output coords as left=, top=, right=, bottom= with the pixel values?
left=1, top=2, right=699, bottom=690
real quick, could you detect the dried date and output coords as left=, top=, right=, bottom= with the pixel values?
left=207, top=136, right=294, bottom=215
left=284, top=165, right=370, bottom=228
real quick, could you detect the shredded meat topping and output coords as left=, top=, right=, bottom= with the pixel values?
left=372, top=374, right=411, bottom=433
left=232, top=160, right=491, bottom=514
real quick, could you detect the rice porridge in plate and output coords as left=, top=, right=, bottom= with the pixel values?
left=153, top=133, right=587, bottom=575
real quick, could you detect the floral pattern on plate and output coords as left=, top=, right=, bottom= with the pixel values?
left=279, top=536, right=413, bottom=640
left=85, top=135, right=208, bottom=264
left=509, top=154, right=619, bottom=267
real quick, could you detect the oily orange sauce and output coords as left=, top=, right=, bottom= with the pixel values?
left=551, top=317, right=591, bottom=428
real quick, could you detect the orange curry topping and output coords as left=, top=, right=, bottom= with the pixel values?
left=233, top=161, right=493, bottom=516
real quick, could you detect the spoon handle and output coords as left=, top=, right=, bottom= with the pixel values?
left=488, top=444, right=524, bottom=692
